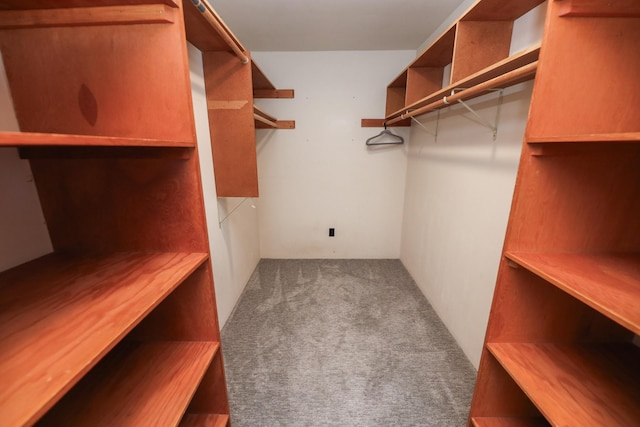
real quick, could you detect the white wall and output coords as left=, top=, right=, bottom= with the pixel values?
left=188, top=44, right=261, bottom=327
left=400, top=4, right=547, bottom=368
left=251, top=50, right=415, bottom=259
left=0, top=56, right=52, bottom=272
left=400, top=83, right=532, bottom=368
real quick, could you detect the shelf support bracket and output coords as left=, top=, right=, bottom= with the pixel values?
left=409, top=110, right=440, bottom=143
left=218, top=197, right=256, bottom=227
left=447, top=88, right=504, bottom=140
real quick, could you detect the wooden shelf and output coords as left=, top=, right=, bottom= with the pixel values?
left=528, top=132, right=640, bottom=144
left=0, top=130, right=194, bottom=148
left=412, top=25, right=457, bottom=69
left=182, top=0, right=245, bottom=54
left=472, top=417, right=549, bottom=427
left=253, top=105, right=295, bottom=130
left=251, top=60, right=276, bottom=91
left=384, top=0, right=544, bottom=121
left=252, top=59, right=295, bottom=99
left=0, top=252, right=207, bottom=427
left=505, top=252, right=640, bottom=335
left=0, top=0, right=180, bottom=9
left=387, top=45, right=540, bottom=122
left=461, top=0, right=545, bottom=21
left=254, top=104, right=278, bottom=128
left=180, top=414, right=230, bottom=427
left=488, top=343, right=640, bottom=426
left=38, top=341, right=218, bottom=426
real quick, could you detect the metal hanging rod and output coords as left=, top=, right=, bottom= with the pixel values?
left=190, top=0, right=249, bottom=64
left=386, top=61, right=537, bottom=126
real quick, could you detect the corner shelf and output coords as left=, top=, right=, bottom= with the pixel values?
left=37, top=341, right=219, bottom=426
left=488, top=343, right=640, bottom=426
left=0, top=252, right=207, bottom=426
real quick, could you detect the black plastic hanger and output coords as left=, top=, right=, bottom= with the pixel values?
left=365, top=124, right=404, bottom=146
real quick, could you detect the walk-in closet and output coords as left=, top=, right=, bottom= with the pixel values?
left=1, top=0, right=638, bottom=425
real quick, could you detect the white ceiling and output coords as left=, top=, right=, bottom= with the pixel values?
left=209, top=0, right=468, bottom=51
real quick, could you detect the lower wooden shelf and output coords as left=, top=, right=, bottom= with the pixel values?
left=0, top=251, right=208, bottom=426
left=505, top=252, right=640, bottom=335
left=180, top=413, right=230, bottom=427
left=37, top=341, right=219, bottom=426
left=472, top=417, right=549, bottom=427
left=487, top=342, right=640, bottom=426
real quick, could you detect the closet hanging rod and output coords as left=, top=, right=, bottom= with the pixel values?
left=190, top=0, right=249, bottom=64
left=386, top=61, right=537, bottom=126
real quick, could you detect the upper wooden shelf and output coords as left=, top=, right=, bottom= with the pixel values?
left=505, top=252, right=640, bottom=335
left=252, top=60, right=295, bottom=99
left=386, top=45, right=540, bottom=122
left=251, top=60, right=276, bottom=91
left=389, top=0, right=544, bottom=77
left=253, top=105, right=295, bottom=130
left=385, top=46, right=540, bottom=125
left=382, top=0, right=545, bottom=125
left=488, top=342, right=640, bottom=426
left=253, top=104, right=278, bottom=129
left=38, top=341, right=218, bottom=426
left=461, top=0, right=546, bottom=21
left=0, top=3, right=178, bottom=29
left=0, top=251, right=207, bottom=427
left=182, top=0, right=245, bottom=54
left=0, top=131, right=194, bottom=148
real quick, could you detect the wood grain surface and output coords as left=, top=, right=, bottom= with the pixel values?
left=0, top=252, right=207, bottom=426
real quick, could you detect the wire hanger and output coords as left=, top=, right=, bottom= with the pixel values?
left=365, top=123, right=404, bottom=146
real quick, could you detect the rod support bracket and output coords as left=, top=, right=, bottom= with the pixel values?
left=451, top=88, right=504, bottom=140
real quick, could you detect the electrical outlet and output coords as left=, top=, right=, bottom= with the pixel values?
left=329, top=228, right=335, bottom=237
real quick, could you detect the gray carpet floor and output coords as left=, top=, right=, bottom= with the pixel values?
left=221, top=259, right=476, bottom=426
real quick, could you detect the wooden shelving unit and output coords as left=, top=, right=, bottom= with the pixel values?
left=386, top=46, right=539, bottom=125
left=0, top=253, right=207, bottom=426
left=0, top=1, right=230, bottom=426
left=381, top=0, right=544, bottom=126
left=183, top=0, right=294, bottom=198
left=468, top=1, right=640, bottom=426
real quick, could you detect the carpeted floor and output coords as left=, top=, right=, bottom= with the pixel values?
left=221, top=259, right=476, bottom=426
